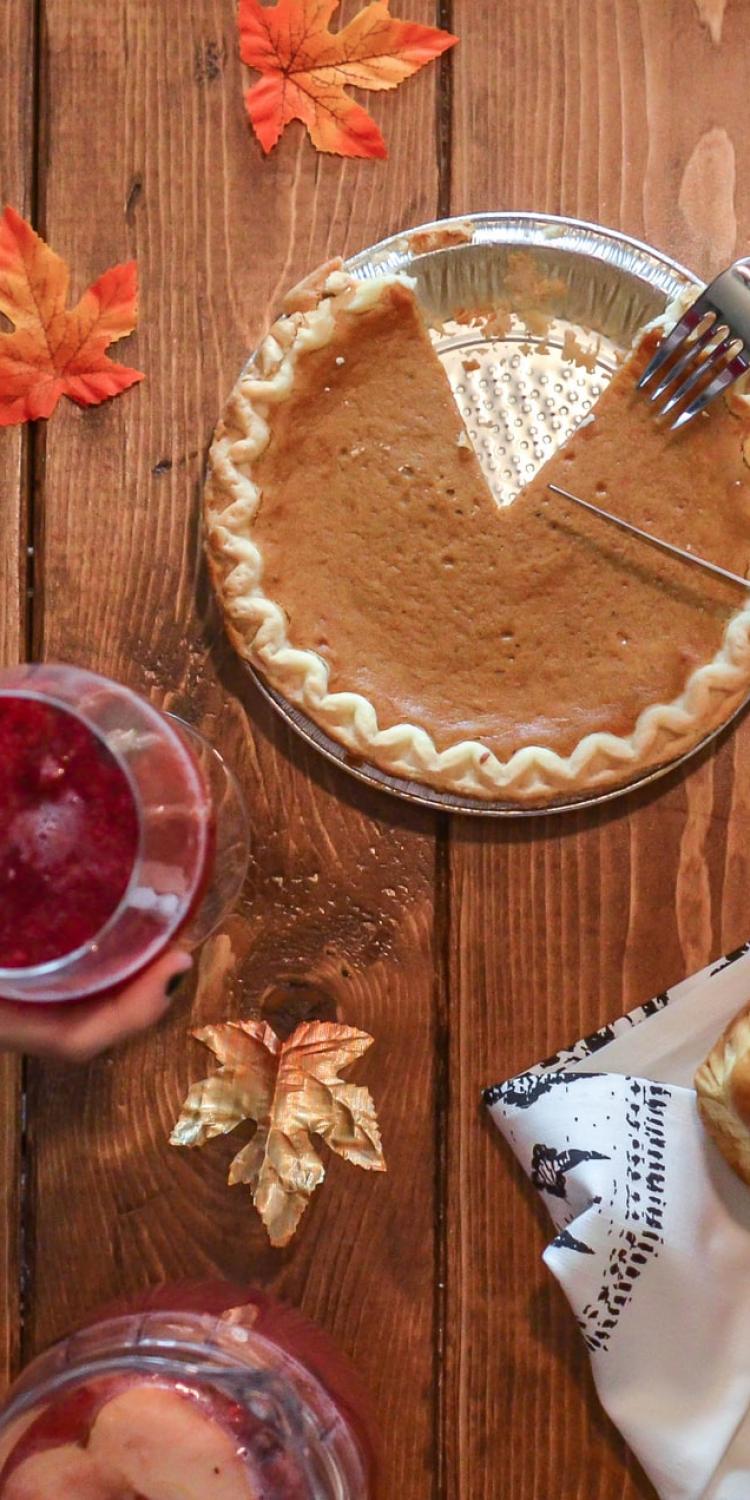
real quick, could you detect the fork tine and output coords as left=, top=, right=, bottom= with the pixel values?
left=639, top=258, right=750, bottom=426
left=669, top=364, right=740, bottom=431
left=657, top=332, right=735, bottom=419
left=669, top=353, right=749, bottom=431
left=647, top=318, right=723, bottom=403
left=637, top=302, right=707, bottom=388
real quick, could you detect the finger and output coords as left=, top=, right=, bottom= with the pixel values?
left=0, top=951, right=193, bottom=1062
left=59, top=950, right=194, bottom=1062
left=0, top=1001, right=76, bottom=1059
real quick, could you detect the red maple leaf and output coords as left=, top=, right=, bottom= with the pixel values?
left=0, top=206, right=144, bottom=426
left=238, top=0, right=457, bottom=159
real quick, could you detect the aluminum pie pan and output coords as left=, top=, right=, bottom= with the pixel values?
left=243, top=211, right=746, bottom=817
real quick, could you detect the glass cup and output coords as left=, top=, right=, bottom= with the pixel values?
left=0, top=1286, right=375, bottom=1499
left=0, top=663, right=250, bottom=1003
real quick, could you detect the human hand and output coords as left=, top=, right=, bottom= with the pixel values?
left=0, top=949, right=193, bottom=1062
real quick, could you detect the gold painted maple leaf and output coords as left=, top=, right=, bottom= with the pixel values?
left=171, top=1019, right=386, bottom=1245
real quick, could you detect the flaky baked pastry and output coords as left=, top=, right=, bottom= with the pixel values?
left=695, top=1001, right=750, bottom=1184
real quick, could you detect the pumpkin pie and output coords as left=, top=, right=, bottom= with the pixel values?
left=206, top=263, right=750, bottom=804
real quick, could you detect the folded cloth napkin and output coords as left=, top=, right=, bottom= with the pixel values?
left=485, top=941, right=750, bottom=1500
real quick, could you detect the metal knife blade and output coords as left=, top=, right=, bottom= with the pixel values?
left=547, top=482, right=750, bottom=591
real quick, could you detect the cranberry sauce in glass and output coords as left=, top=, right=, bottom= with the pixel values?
left=0, top=695, right=140, bottom=971
left=0, top=1286, right=375, bottom=1499
left=0, top=664, right=248, bottom=1003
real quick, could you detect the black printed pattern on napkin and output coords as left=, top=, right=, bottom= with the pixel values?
left=552, top=1227, right=596, bottom=1255
left=486, top=939, right=750, bottom=1113
left=533, top=991, right=672, bottom=1077
left=483, top=993, right=673, bottom=1109
left=484, top=941, right=750, bottom=1363
left=577, top=1079, right=668, bottom=1353
left=710, top=942, right=750, bottom=975
left=489, top=1067, right=604, bottom=1111
left=488, top=1068, right=669, bottom=1353
left=531, top=1144, right=610, bottom=1199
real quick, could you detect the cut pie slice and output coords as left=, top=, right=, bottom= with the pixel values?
left=206, top=264, right=750, bottom=804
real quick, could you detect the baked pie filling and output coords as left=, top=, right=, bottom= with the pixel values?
left=206, top=265, right=750, bottom=803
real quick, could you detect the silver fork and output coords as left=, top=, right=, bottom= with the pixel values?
left=637, top=257, right=750, bottom=430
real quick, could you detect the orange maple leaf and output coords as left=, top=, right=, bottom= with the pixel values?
left=0, top=206, right=143, bottom=426
left=238, top=0, right=457, bottom=159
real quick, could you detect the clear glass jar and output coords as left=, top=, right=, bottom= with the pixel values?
left=0, top=663, right=250, bottom=1001
left=0, top=1289, right=375, bottom=1498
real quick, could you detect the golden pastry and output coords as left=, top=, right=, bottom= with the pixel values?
left=695, top=1000, right=750, bottom=1184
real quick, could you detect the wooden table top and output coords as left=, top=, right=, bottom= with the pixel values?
left=2, top=1, right=749, bottom=1495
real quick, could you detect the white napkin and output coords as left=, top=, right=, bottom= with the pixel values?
left=485, top=942, right=750, bottom=1500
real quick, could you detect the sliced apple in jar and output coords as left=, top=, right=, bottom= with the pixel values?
left=87, top=1383, right=260, bottom=1500
left=3, top=1442, right=125, bottom=1499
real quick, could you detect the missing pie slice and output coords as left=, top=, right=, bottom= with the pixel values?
left=206, top=263, right=750, bottom=804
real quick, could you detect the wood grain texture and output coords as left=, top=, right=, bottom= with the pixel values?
left=445, top=3, right=750, bottom=1496
left=0, top=0, right=34, bottom=1396
left=0, top=2, right=31, bottom=671
left=24, top=2, right=443, bottom=1494
left=8, top=1, right=750, bottom=1494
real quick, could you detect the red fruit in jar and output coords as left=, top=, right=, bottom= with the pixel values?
left=0, top=1379, right=122, bottom=1488
left=3, top=1442, right=116, bottom=1498
left=86, top=1383, right=262, bottom=1498
left=0, top=697, right=139, bottom=969
left=0, top=1377, right=312, bottom=1499
left=0, top=1288, right=374, bottom=1498
left=97, top=1282, right=374, bottom=1456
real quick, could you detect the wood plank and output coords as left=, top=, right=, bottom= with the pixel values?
left=446, top=2, right=750, bottom=1496
left=0, top=0, right=35, bottom=1395
left=25, top=2, right=443, bottom=1494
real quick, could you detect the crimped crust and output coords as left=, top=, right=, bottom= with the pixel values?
left=205, top=267, right=750, bottom=804
left=695, top=1001, right=750, bottom=1185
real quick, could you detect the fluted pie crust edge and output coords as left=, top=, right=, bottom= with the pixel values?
left=205, top=265, right=750, bottom=804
